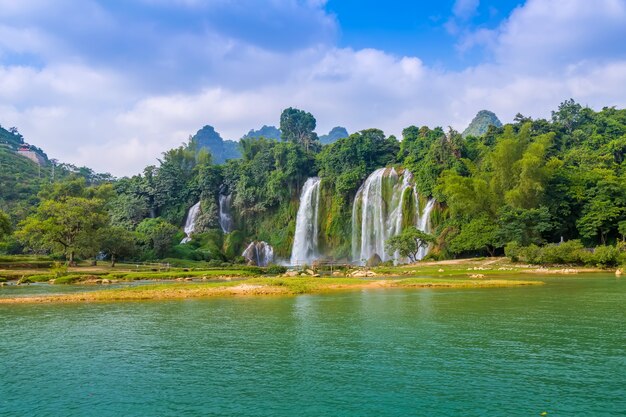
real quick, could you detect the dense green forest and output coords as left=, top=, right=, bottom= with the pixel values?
left=2, top=100, right=626, bottom=267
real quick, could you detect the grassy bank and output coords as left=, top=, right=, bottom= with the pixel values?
left=0, top=276, right=543, bottom=304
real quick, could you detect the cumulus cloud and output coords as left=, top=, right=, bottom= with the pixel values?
left=1, top=0, right=626, bottom=176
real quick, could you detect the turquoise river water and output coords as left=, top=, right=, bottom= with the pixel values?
left=0, top=275, right=624, bottom=416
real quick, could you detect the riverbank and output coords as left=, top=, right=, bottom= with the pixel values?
left=0, top=276, right=543, bottom=304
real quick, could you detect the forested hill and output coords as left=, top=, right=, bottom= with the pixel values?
left=3, top=101, right=626, bottom=267
left=191, top=125, right=241, bottom=163
left=0, top=124, right=112, bottom=228
left=462, top=110, right=502, bottom=138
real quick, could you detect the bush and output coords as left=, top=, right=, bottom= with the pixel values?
left=265, top=264, right=287, bottom=275
left=505, top=241, right=521, bottom=262
left=539, top=240, right=585, bottom=264
left=589, top=245, right=620, bottom=267
left=520, top=244, right=542, bottom=264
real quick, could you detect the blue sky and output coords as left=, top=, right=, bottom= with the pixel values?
left=328, top=0, right=523, bottom=68
left=1, top=0, right=626, bottom=176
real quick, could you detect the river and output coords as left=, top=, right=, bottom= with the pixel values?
left=0, top=275, right=624, bottom=416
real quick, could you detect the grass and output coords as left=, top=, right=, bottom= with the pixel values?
left=0, top=276, right=544, bottom=304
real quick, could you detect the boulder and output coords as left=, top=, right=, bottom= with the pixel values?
left=616, top=269, right=623, bottom=277
left=284, top=270, right=299, bottom=277
left=305, top=269, right=315, bottom=276
left=469, top=274, right=485, bottom=279
left=366, top=253, right=382, bottom=267
left=351, top=270, right=368, bottom=278
left=332, top=271, right=343, bottom=277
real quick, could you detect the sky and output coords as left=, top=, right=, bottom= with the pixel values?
left=1, top=0, right=626, bottom=176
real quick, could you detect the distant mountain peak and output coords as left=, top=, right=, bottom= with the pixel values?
left=319, top=126, right=349, bottom=145
left=462, top=110, right=502, bottom=138
left=242, top=125, right=281, bottom=140
left=192, top=125, right=240, bottom=164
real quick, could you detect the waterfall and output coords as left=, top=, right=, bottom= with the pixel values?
left=219, top=194, right=234, bottom=233
left=180, top=202, right=201, bottom=244
left=290, top=177, right=321, bottom=265
left=351, top=168, right=412, bottom=263
left=242, top=241, right=274, bottom=267
left=416, top=199, right=436, bottom=260
left=351, top=168, right=435, bottom=264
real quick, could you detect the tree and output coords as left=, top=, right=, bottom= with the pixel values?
left=100, top=227, right=138, bottom=267
left=0, top=210, right=11, bottom=239
left=136, top=218, right=178, bottom=259
left=448, top=216, right=502, bottom=257
left=279, top=107, right=319, bottom=152
left=552, top=98, right=584, bottom=134
left=16, top=197, right=108, bottom=265
left=386, top=227, right=435, bottom=263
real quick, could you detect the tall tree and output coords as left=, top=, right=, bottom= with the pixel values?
left=16, top=197, right=108, bottom=265
left=279, top=107, right=319, bottom=152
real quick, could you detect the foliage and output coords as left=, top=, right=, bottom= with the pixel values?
left=136, top=218, right=178, bottom=259
left=16, top=192, right=108, bottom=264
left=5, top=102, right=626, bottom=265
left=385, top=227, right=435, bottom=262
left=0, top=210, right=10, bottom=239
left=448, top=216, right=501, bottom=256
left=279, top=107, right=320, bottom=152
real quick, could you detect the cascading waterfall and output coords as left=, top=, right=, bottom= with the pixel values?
left=290, top=177, right=321, bottom=265
left=351, top=167, right=435, bottom=264
left=351, top=168, right=412, bottom=263
left=416, top=199, right=436, bottom=260
left=180, top=201, right=201, bottom=244
left=242, top=241, right=274, bottom=267
left=219, top=194, right=234, bottom=233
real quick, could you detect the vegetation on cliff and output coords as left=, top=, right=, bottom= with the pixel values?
left=3, top=101, right=626, bottom=267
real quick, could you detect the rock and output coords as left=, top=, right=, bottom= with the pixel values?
left=313, top=274, right=321, bottom=277
left=332, top=271, right=343, bottom=277
left=184, top=277, right=193, bottom=281
left=305, top=269, right=315, bottom=276
left=469, top=274, right=485, bottom=278
left=300, top=273, right=306, bottom=276
left=438, top=269, right=444, bottom=273
left=101, top=279, right=111, bottom=284
left=351, top=270, right=368, bottom=278
left=284, top=270, right=299, bottom=277
left=366, top=253, right=382, bottom=267
left=616, top=269, right=623, bottom=276
left=366, top=271, right=376, bottom=277
left=176, top=277, right=185, bottom=281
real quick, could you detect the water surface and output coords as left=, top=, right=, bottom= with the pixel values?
left=1, top=275, right=624, bottom=416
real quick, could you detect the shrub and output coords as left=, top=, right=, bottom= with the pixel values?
left=520, top=244, right=542, bottom=264
left=505, top=241, right=521, bottom=262
left=266, top=264, right=287, bottom=275
left=539, top=240, right=585, bottom=264
left=589, top=245, right=620, bottom=267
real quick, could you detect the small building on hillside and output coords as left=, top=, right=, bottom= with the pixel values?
left=17, top=144, right=46, bottom=166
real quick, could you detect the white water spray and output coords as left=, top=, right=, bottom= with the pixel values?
left=416, top=199, right=436, bottom=260
left=290, top=177, right=321, bottom=265
left=242, top=241, right=274, bottom=267
left=219, top=194, right=234, bottom=233
left=180, top=202, right=201, bottom=244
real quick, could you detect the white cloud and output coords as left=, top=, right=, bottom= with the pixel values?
left=1, top=0, right=626, bottom=176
